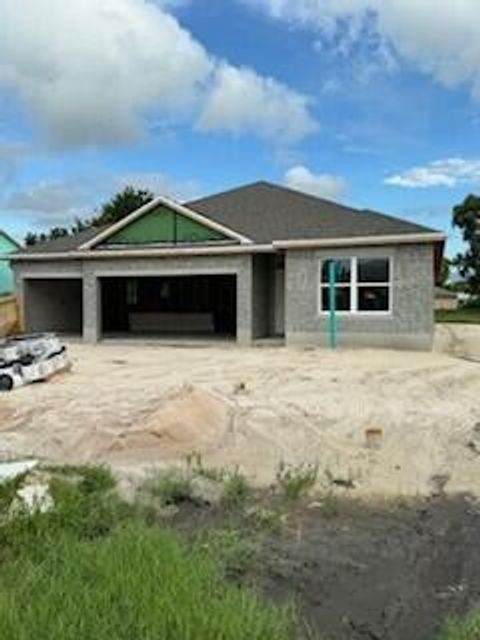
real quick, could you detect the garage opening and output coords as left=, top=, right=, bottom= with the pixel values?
left=24, top=278, right=83, bottom=335
left=101, top=275, right=237, bottom=339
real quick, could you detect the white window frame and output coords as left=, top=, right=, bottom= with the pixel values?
left=318, top=256, right=393, bottom=316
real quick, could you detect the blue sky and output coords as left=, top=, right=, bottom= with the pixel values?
left=2, top=0, right=480, bottom=256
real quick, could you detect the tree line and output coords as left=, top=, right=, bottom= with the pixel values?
left=25, top=186, right=154, bottom=246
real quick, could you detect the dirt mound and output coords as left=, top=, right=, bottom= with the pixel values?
left=105, top=385, right=234, bottom=462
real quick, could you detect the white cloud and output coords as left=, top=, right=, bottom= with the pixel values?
left=0, top=0, right=318, bottom=147
left=385, top=158, right=480, bottom=188
left=4, top=171, right=202, bottom=228
left=197, top=63, right=318, bottom=143
left=285, top=165, right=347, bottom=199
left=6, top=180, right=92, bottom=214
left=0, top=0, right=212, bottom=147
left=116, top=172, right=201, bottom=201
left=242, top=0, right=480, bottom=98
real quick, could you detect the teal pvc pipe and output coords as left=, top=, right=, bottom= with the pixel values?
left=328, top=260, right=337, bottom=349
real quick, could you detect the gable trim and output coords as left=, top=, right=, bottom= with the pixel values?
left=79, top=195, right=253, bottom=250
left=0, top=230, right=20, bottom=250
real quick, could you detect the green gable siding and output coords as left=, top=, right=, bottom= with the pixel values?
left=0, top=232, right=19, bottom=295
left=104, top=206, right=229, bottom=246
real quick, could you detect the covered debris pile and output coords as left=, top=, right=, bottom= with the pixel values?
left=0, top=333, right=70, bottom=391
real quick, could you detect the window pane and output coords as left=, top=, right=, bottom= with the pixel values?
left=322, top=287, right=351, bottom=311
left=358, top=258, right=389, bottom=283
left=321, top=259, right=351, bottom=283
left=358, top=286, right=389, bottom=312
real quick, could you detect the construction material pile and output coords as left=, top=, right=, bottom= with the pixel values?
left=0, top=333, right=69, bottom=392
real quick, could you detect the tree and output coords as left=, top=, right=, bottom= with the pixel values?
left=452, top=194, right=480, bottom=297
left=24, top=232, right=38, bottom=246
left=24, top=186, right=155, bottom=246
left=93, top=186, right=154, bottom=227
left=439, top=257, right=451, bottom=287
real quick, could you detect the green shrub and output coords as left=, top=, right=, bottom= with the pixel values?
left=0, top=526, right=293, bottom=640
left=276, top=462, right=318, bottom=500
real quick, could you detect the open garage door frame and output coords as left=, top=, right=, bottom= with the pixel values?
left=23, top=277, right=83, bottom=336
left=100, top=274, right=237, bottom=340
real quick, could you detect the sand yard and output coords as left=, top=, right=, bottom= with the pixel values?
left=1, top=325, right=479, bottom=498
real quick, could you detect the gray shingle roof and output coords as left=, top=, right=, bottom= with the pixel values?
left=14, top=226, right=105, bottom=255
left=187, top=181, right=439, bottom=243
left=14, top=181, right=440, bottom=254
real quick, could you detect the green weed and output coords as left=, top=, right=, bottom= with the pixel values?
left=222, top=468, right=250, bottom=508
left=199, top=528, right=257, bottom=576
left=276, top=462, right=319, bottom=500
left=140, top=469, right=192, bottom=506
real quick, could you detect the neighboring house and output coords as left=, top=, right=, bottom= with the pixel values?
left=434, top=287, right=458, bottom=311
left=10, top=182, right=445, bottom=349
left=0, top=230, right=20, bottom=295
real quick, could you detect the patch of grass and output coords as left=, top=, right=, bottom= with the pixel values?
left=276, top=462, right=319, bottom=501
left=440, top=609, right=480, bottom=639
left=140, top=470, right=192, bottom=506
left=199, top=528, right=257, bottom=577
left=250, top=507, right=283, bottom=532
left=0, top=525, right=294, bottom=640
left=436, top=307, right=480, bottom=324
left=186, top=451, right=226, bottom=482
left=0, top=473, right=28, bottom=516
left=49, top=464, right=116, bottom=495
left=223, top=469, right=250, bottom=508
left=0, top=474, right=130, bottom=563
left=186, top=453, right=250, bottom=508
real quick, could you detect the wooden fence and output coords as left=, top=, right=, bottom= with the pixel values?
left=0, top=295, right=20, bottom=337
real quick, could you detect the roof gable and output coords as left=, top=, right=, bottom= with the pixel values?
left=81, top=196, right=252, bottom=250
left=103, top=206, right=230, bottom=246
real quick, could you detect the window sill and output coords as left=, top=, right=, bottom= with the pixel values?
left=318, top=311, right=393, bottom=318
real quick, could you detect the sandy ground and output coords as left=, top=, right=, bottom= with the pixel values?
left=1, top=325, right=480, bottom=498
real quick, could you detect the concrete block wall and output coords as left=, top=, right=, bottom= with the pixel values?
left=13, top=261, right=83, bottom=334
left=24, top=279, right=83, bottom=334
left=13, top=254, right=255, bottom=344
left=251, top=254, right=272, bottom=339
left=12, top=242, right=436, bottom=350
left=285, top=243, right=435, bottom=350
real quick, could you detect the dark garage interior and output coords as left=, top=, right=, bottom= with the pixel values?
left=101, top=275, right=237, bottom=338
left=24, top=278, right=83, bottom=335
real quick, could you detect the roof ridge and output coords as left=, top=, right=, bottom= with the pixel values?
left=186, top=181, right=267, bottom=206
left=189, top=179, right=365, bottom=216
left=255, top=180, right=362, bottom=213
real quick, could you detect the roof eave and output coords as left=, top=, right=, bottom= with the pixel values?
left=273, top=232, right=446, bottom=249
left=10, top=243, right=274, bottom=261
